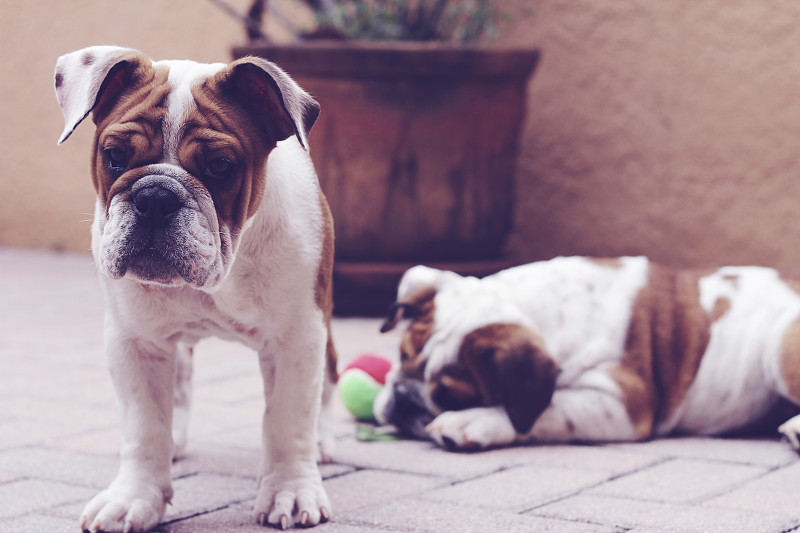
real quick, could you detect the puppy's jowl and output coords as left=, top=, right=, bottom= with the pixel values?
left=55, top=46, right=336, bottom=531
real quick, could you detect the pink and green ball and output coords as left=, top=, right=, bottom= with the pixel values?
left=338, top=354, right=392, bottom=421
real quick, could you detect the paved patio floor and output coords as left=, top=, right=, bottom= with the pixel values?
left=2, top=247, right=800, bottom=532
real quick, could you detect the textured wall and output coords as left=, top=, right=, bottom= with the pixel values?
left=4, top=0, right=800, bottom=275
left=501, top=1, right=800, bottom=273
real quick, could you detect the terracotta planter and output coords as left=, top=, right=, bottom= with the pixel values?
left=233, top=42, right=539, bottom=313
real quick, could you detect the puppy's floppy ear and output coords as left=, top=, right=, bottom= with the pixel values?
left=495, top=342, right=559, bottom=434
left=381, top=297, right=429, bottom=333
left=460, top=324, right=560, bottom=434
left=54, top=46, right=150, bottom=144
left=219, top=57, right=320, bottom=150
left=380, top=265, right=458, bottom=333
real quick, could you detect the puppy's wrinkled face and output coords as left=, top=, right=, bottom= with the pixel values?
left=55, top=47, right=318, bottom=290
left=375, top=287, right=439, bottom=438
left=375, top=266, right=561, bottom=440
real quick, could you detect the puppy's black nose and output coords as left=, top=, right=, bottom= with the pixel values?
left=393, top=382, right=424, bottom=412
left=133, top=186, right=181, bottom=228
left=389, top=382, right=434, bottom=439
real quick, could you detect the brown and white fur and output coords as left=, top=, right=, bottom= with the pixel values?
left=55, top=46, right=336, bottom=531
left=376, top=257, right=800, bottom=451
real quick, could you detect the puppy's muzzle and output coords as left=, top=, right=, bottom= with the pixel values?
left=133, top=184, right=182, bottom=229
left=100, top=170, right=220, bottom=287
left=385, top=382, right=435, bottom=440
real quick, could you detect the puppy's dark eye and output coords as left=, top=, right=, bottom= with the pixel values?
left=104, top=148, right=128, bottom=173
left=432, top=383, right=480, bottom=412
left=206, top=157, right=234, bottom=179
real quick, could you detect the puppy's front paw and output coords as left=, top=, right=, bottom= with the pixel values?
left=426, top=407, right=517, bottom=451
left=79, top=481, right=169, bottom=533
left=254, top=468, right=330, bottom=529
left=779, top=414, right=800, bottom=450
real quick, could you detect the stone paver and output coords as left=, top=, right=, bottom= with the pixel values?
left=3, top=247, right=800, bottom=532
left=0, top=448, right=118, bottom=489
left=531, top=494, right=800, bottom=533
left=608, top=436, right=800, bottom=468
left=2, top=514, right=83, bottom=532
left=588, top=457, right=767, bottom=503
left=422, top=465, right=612, bottom=511
left=344, top=498, right=622, bottom=533
left=0, top=478, right=95, bottom=519
left=324, top=469, right=449, bottom=514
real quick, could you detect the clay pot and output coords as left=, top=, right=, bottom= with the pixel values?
left=233, top=42, right=539, bottom=313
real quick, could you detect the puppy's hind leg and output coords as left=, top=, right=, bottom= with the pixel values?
left=172, top=343, right=193, bottom=460
left=774, top=314, right=800, bottom=451
left=317, top=331, right=337, bottom=463
left=778, top=414, right=800, bottom=449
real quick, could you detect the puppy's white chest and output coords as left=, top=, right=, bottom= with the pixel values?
left=179, top=311, right=264, bottom=347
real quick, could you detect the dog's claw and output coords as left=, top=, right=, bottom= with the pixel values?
left=321, top=507, right=330, bottom=522
left=299, top=511, right=310, bottom=526
left=280, top=514, right=289, bottom=530
left=257, top=512, right=267, bottom=526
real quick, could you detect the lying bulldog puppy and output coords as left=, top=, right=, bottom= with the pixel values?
left=55, top=46, right=336, bottom=531
left=376, top=257, right=800, bottom=451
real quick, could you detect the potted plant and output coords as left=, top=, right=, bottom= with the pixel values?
left=218, top=0, right=539, bottom=314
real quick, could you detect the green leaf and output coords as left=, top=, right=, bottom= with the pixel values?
left=356, top=424, right=404, bottom=441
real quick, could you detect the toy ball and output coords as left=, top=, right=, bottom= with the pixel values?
left=339, top=354, right=392, bottom=421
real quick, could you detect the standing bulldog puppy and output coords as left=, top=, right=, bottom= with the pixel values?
left=55, top=46, right=336, bottom=531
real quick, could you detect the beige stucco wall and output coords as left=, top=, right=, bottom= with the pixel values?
left=4, top=0, right=800, bottom=274
left=501, top=1, right=800, bottom=273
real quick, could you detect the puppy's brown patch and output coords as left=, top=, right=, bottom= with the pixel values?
left=91, top=53, right=168, bottom=205
left=394, top=288, right=437, bottom=380
left=587, top=257, right=624, bottom=269
left=710, top=297, right=731, bottom=321
left=189, top=70, right=276, bottom=236
left=615, top=264, right=712, bottom=439
left=314, top=190, right=337, bottom=383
